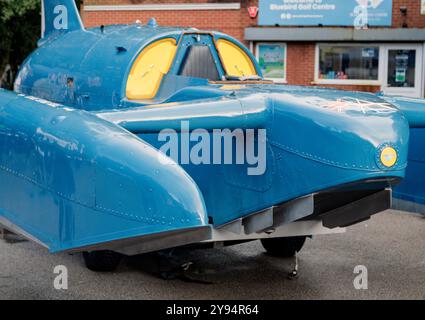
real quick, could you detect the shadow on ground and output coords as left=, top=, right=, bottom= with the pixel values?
left=0, top=210, right=424, bottom=300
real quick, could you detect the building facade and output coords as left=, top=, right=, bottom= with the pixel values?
left=82, top=0, right=425, bottom=97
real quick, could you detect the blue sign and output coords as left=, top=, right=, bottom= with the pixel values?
left=259, top=0, right=393, bottom=26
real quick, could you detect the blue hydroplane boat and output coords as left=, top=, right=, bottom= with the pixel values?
left=0, top=0, right=423, bottom=271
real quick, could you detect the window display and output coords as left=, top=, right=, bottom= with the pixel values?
left=257, top=43, right=286, bottom=81
left=318, top=45, right=379, bottom=81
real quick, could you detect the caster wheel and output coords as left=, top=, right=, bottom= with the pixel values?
left=261, top=236, right=307, bottom=257
left=83, top=250, right=122, bottom=272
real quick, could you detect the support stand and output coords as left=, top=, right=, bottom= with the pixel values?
left=287, top=252, right=299, bottom=280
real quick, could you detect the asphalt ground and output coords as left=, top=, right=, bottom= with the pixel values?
left=0, top=210, right=424, bottom=300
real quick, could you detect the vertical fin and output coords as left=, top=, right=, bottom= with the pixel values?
left=41, top=0, right=84, bottom=39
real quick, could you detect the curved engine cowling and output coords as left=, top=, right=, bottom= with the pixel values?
left=98, top=86, right=410, bottom=226
left=0, top=89, right=209, bottom=253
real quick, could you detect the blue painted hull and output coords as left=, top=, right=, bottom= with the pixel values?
left=0, top=87, right=410, bottom=252
left=393, top=128, right=425, bottom=209
left=0, top=90, right=208, bottom=253
left=136, top=86, right=409, bottom=226
left=0, top=3, right=415, bottom=255
left=380, top=96, right=425, bottom=214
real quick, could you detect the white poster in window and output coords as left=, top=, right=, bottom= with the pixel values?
left=422, top=0, right=425, bottom=15
left=257, top=44, right=286, bottom=80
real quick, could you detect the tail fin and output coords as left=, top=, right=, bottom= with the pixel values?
left=41, top=0, right=84, bottom=39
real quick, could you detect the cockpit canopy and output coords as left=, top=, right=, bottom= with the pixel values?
left=14, top=24, right=262, bottom=111
left=125, top=33, right=259, bottom=101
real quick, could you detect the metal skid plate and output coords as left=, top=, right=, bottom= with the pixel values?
left=320, top=189, right=392, bottom=228
left=207, top=220, right=345, bottom=243
left=66, top=226, right=212, bottom=256
left=217, top=195, right=314, bottom=236
left=207, top=195, right=334, bottom=242
left=207, top=188, right=392, bottom=243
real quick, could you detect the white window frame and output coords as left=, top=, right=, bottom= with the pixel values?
left=381, top=43, right=424, bottom=98
left=256, top=42, right=287, bottom=83
left=314, top=43, right=383, bottom=86
left=423, top=42, right=425, bottom=97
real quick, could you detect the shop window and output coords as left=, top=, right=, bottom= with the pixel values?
left=216, top=39, right=257, bottom=77
left=317, top=45, right=379, bottom=83
left=256, top=43, right=286, bottom=82
left=126, top=38, right=177, bottom=100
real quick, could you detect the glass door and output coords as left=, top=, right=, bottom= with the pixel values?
left=382, top=44, right=423, bottom=98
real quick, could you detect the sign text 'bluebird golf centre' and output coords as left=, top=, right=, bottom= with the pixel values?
left=259, top=0, right=393, bottom=26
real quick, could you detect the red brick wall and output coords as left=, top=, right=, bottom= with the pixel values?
left=82, top=0, right=425, bottom=31
left=286, top=42, right=315, bottom=86
left=82, top=0, right=259, bottom=41
left=81, top=0, right=425, bottom=92
left=392, top=0, right=425, bottom=28
left=83, top=10, right=244, bottom=41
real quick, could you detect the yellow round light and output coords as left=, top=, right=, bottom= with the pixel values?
left=380, top=147, right=397, bottom=168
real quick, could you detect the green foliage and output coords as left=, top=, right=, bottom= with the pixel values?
left=0, top=0, right=83, bottom=89
left=0, top=0, right=41, bottom=88
left=0, top=0, right=40, bottom=21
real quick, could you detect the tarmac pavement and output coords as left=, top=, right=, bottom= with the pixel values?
left=0, top=210, right=424, bottom=300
